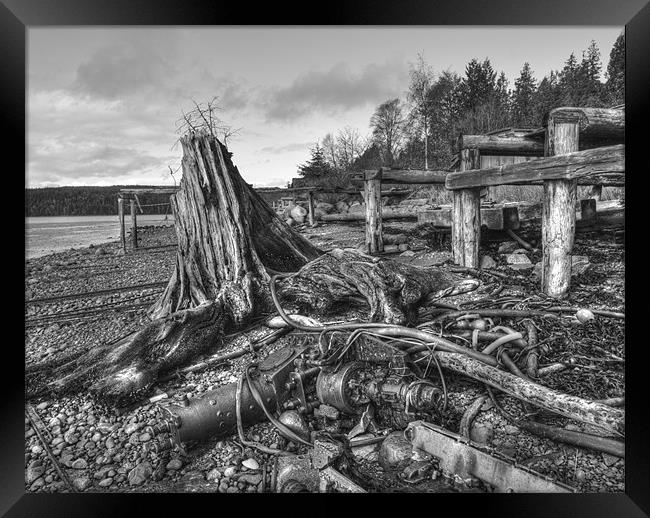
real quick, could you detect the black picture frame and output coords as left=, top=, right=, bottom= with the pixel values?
left=6, top=0, right=649, bottom=516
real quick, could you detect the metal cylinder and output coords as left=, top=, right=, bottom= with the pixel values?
left=316, top=362, right=365, bottom=414
left=158, top=376, right=278, bottom=444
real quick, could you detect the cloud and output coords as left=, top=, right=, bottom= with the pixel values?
left=262, top=60, right=408, bottom=122
left=260, top=142, right=314, bottom=154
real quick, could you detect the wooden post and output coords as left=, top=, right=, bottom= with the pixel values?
left=452, top=148, right=481, bottom=267
left=118, top=197, right=126, bottom=253
left=130, top=198, right=138, bottom=250
left=364, top=169, right=383, bottom=254
left=542, top=117, right=579, bottom=298
left=307, top=190, right=315, bottom=227
left=580, top=198, right=597, bottom=225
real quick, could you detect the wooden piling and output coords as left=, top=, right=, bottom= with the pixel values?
left=118, top=197, right=126, bottom=253
left=542, top=117, right=579, bottom=298
left=452, top=148, right=481, bottom=267
left=364, top=169, right=383, bottom=254
left=307, top=190, right=315, bottom=227
left=130, top=198, right=138, bottom=250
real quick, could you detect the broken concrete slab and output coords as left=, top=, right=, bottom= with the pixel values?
left=505, top=254, right=532, bottom=265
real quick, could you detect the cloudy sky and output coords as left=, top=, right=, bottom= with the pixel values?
left=27, top=26, right=622, bottom=188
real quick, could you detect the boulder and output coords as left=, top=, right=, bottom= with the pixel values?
left=128, top=461, right=153, bottom=486
left=289, top=205, right=308, bottom=224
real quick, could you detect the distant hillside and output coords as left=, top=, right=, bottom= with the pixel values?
left=25, top=186, right=175, bottom=217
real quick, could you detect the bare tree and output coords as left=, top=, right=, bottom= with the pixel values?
left=336, top=126, right=368, bottom=171
left=370, top=98, right=406, bottom=167
left=175, top=97, right=242, bottom=147
left=321, top=133, right=338, bottom=170
left=407, top=53, right=435, bottom=170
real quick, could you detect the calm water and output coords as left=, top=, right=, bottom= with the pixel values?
left=25, top=214, right=175, bottom=259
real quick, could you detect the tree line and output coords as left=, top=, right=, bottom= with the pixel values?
left=297, top=33, right=624, bottom=183
left=25, top=186, right=173, bottom=217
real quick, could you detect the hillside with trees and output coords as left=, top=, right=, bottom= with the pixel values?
left=297, top=33, right=624, bottom=182
left=25, top=186, right=173, bottom=217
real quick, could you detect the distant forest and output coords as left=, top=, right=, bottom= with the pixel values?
left=25, top=186, right=174, bottom=217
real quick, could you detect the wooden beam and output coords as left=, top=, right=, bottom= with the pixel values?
left=452, top=149, right=481, bottom=268
left=364, top=169, right=383, bottom=254
left=546, top=106, right=624, bottom=144
left=445, top=144, right=624, bottom=189
left=458, top=134, right=544, bottom=156
left=119, top=187, right=179, bottom=195
left=542, top=118, right=579, bottom=298
left=361, top=168, right=448, bottom=185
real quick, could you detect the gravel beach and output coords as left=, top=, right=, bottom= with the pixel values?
left=24, top=221, right=625, bottom=493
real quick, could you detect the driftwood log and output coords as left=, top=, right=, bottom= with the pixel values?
left=38, top=132, right=465, bottom=405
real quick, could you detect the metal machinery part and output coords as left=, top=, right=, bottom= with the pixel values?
left=150, top=345, right=312, bottom=452
left=404, top=420, right=575, bottom=493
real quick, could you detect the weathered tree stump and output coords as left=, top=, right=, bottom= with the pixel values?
left=41, top=132, right=464, bottom=405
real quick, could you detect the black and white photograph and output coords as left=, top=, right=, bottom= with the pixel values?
left=24, top=24, right=627, bottom=495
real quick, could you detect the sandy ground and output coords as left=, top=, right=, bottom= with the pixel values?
left=24, top=218, right=625, bottom=493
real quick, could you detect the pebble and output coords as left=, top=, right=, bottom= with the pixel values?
left=26, top=465, right=45, bottom=484
left=98, top=477, right=113, bottom=488
left=138, top=433, right=151, bottom=442
left=206, top=468, right=221, bottom=482
left=242, top=458, right=259, bottom=470
left=36, top=401, right=49, bottom=410
left=238, top=473, right=262, bottom=486
left=73, top=476, right=92, bottom=492
left=223, top=466, right=237, bottom=478
left=166, top=458, right=183, bottom=471
left=71, top=458, right=88, bottom=469
left=128, top=461, right=153, bottom=486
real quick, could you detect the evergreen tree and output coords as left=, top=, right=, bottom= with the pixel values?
left=495, top=71, right=511, bottom=118
left=533, top=70, right=562, bottom=123
left=512, top=62, right=538, bottom=126
left=579, top=40, right=604, bottom=106
left=460, top=58, right=497, bottom=113
left=297, top=144, right=332, bottom=179
left=606, top=32, right=625, bottom=105
left=558, top=52, right=581, bottom=105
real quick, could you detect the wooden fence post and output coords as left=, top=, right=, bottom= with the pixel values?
left=118, top=197, right=126, bottom=253
left=452, top=148, right=481, bottom=267
left=130, top=198, right=138, bottom=250
left=364, top=169, right=383, bottom=254
left=307, top=190, right=315, bottom=227
left=542, top=116, right=579, bottom=297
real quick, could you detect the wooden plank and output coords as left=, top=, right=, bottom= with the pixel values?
left=445, top=144, right=624, bottom=189
left=364, top=170, right=383, bottom=254
left=542, top=120, right=579, bottom=298
left=459, top=134, right=545, bottom=156
left=119, top=187, right=179, bottom=195
left=361, top=168, right=448, bottom=185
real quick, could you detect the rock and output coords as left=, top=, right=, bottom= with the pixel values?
left=480, top=255, right=497, bottom=269
left=470, top=424, right=493, bottom=445
left=30, top=478, right=45, bottom=491
left=504, top=425, right=519, bottom=434
left=128, top=461, right=153, bottom=486
left=95, top=248, right=107, bottom=256
left=498, top=241, right=519, bottom=254
left=383, top=244, right=399, bottom=253
left=289, top=205, right=308, bottom=224
left=285, top=218, right=295, bottom=227
left=138, top=433, right=151, bottom=442
left=379, top=431, right=413, bottom=472
left=64, top=431, right=78, bottom=445
left=399, top=250, right=416, bottom=258
left=335, top=201, right=349, bottom=214
left=238, top=473, right=262, bottom=486
left=226, top=486, right=239, bottom=493
left=409, top=251, right=451, bottom=267
left=36, top=401, right=49, bottom=410
left=71, top=458, right=88, bottom=469
left=166, top=458, right=183, bottom=471
left=505, top=253, right=531, bottom=265
left=602, top=453, right=620, bottom=467
left=98, top=477, right=113, bottom=488
left=124, top=423, right=140, bottom=435
left=571, top=255, right=590, bottom=276
left=397, top=243, right=409, bottom=252
left=206, top=468, right=221, bottom=482
left=223, top=466, right=237, bottom=478
left=347, top=202, right=364, bottom=214
left=72, top=476, right=92, bottom=492
left=242, top=458, right=259, bottom=470
left=575, top=469, right=587, bottom=483
left=315, top=202, right=334, bottom=214
left=26, top=465, right=45, bottom=484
